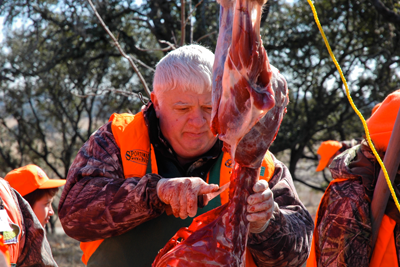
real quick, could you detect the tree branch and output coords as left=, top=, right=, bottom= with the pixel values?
left=292, top=175, right=326, bottom=192
left=196, top=31, right=217, bottom=43
left=135, top=39, right=176, bottom=53
left=370, top=0, right=400, bottom=24
left=180, top=0, right=186, bottom=46
left=87, top=0, right=151, bottom=97
left=71, top=87, right=149, bottom=102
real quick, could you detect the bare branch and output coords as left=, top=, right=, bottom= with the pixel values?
left=134, top=45, right=169, bottom=52
left=180, top=0, right=186, bottom=46
left=1, top=117, right=65, bottom=178
left=183, top=0, right=204, bottom=44
left=135, top=40, right=176, bottom=53
left=292, top=175, right=326, bottom=192
left=129, top=55, right=155, bottom=72
left=196, top=31, right=217, bottom=42
left=27, top=99, right=47, bottom=151
left=159, top=40, right=177, bottom=50
left=185, top=0, right=204, bottom=27
left=189, top=0, right=193, bottom=43
left=134, top=40, right=176, bottom=54
left=370, top=0, right=400, bottom=25
left=321, top=169, right=332, bottom=184
left=87, top=0, right=152, bottom=97
left=71, top=87, right=150, bottom=102
left=133, top=39, right=177, bottom=54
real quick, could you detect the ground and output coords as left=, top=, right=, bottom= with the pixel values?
left=47, top=228, right=84, bottom=267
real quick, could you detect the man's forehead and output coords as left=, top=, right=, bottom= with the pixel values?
left=164, top=90, right=212, bottom=105
left=172, top=99, right=212, bottom=105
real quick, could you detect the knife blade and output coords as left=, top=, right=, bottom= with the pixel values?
left=198, top=182, right=230, bottom=208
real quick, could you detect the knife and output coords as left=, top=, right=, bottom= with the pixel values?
left=198, top=182, right=230, bottom=208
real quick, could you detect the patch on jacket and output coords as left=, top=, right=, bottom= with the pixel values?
left=125, top=150, right=149, bottom=165
left=3, top=223, right=20, bottom=244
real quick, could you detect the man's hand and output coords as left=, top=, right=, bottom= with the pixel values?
left=157, top=178, right=219, bottom=219
left=247, top=179, right=276, bottom=233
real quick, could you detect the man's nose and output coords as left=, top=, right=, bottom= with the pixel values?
left=189, top=109, right=207, bottom=126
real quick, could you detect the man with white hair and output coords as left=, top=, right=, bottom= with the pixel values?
left=59, top=44, right=313, bottom=267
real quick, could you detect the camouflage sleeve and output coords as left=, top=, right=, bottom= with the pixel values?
left=58, top=122, right=166, bottom=242
left=339, top=139, right=362, bottom=152
left=14, top=189, right=58, bottom=267
left=313, top=179, right=371, bottom=266
left=247, top=155, right=314, bottom=267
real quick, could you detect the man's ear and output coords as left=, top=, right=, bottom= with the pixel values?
left=151, top=92, right=160, bottom=118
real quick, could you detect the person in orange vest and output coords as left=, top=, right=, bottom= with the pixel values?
left=307, top=89, right=400, bottom=266
left=315, top=101, right=381, bottom=173
left=315, top=139, right=361, bottom=172
left=0, top=176, right=58, bottom=266
left=4, top=164, right=66, bottom=227
left=58, top=44, right=313, bottom=267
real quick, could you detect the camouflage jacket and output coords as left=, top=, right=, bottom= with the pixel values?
left=313, top=140, right=400, bottom=266
left=58, top=104, right=313, bottom=267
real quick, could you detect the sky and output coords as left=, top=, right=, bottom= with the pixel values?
left=0, top=16, right=4, bottom=43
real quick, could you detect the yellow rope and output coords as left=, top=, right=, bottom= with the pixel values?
left=307, top=0, right=400, bottom=212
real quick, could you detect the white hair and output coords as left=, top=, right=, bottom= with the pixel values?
left=152, top=44, right=214, bottom=95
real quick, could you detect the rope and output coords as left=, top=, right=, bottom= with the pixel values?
left=307, top=0, right=400, bottom=213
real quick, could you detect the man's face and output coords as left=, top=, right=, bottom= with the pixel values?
left=151, top=88, right=217, bottom=164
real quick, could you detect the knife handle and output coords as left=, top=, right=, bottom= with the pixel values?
left=166, top=195, right=206, bottom=215
left=198, top=195, right=206, bottom=208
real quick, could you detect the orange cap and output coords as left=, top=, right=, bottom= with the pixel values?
left=4, top=164, right=66, bottom=196
left=367, top=89, right=400, bottom=151
left=316, top=140, right=343, bottom=172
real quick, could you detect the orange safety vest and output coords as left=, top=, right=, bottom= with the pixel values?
left=307, top=178, right=398, bottom=267
left=0, top=234, right=10, bottom=267
left=81, top=112, right=275, bottom=266
left=0, top=179, right=22, bottom=266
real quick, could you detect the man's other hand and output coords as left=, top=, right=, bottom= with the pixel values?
left=247, top=179, right=277, bottom=233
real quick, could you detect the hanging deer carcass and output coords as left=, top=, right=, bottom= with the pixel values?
left=152, top=0, right=289, bottom=265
